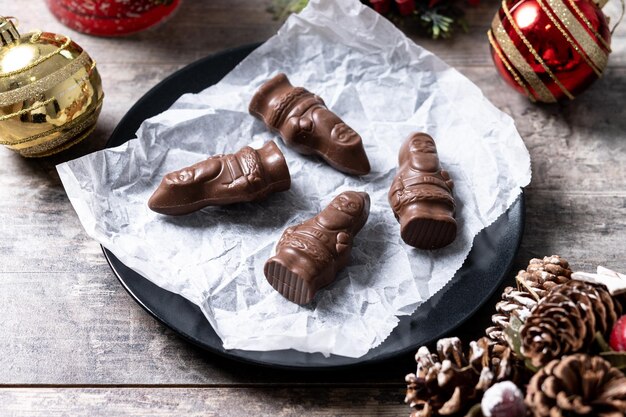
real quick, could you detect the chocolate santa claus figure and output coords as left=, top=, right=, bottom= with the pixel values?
left=249, top=73, right=370, bottom=176
left=149, top=141, right=291, bottom=215
left=265, top=191, right=370, bottom=304
left=388, top=133, right=456, bottom=249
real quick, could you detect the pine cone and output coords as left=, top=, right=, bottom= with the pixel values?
left=404, top=337, right=518, bottom=416
left=520, top=280, right=621, bottom=368
left=559, top=280, right=622, bottom=343
left=486, top=255, right=572, bottom=344
left=486, top=286, right=539, bottom=344
left=520, top=255, right=572, bottom=298
left=526, top=353, right=626, bottom=417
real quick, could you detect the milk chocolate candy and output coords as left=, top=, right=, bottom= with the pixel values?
left=264, top=191, right=370, bottom=305
left=388, top=133, right=456, bottom=249
left=249, top=73, right=371, bottom=176
left=148, top=141, right=291, bottom=215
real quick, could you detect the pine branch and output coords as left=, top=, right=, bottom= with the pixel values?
left=268, top=0, right=466, bottom=39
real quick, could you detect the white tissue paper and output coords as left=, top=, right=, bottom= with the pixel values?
left=57, top=0, right=531, bottom=358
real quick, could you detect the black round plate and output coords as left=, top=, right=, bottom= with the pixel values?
left=103, top=43, right=525, bottom=370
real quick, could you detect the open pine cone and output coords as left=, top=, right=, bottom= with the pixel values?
left=526, top=353, right=626, bottom=417
left=520, top=280, right=621, bottom=368
left=521, top=255, right=572, bottom=298
left=486, top=255, right=572, bottom=344
left=405, top=337, right=518, bottom=416
left=486, top=286, right=540, bottom=344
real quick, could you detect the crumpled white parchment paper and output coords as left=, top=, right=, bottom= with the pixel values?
left=57, top=0, right=531, bottom=358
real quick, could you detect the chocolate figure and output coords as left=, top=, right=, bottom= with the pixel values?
left=249, top=73, right=371, bottom=176
left=264, top=191, right=370, bottom=305
left=388, top=133, right=456, bottom=249
left=148, top=141, right=291, bottom=215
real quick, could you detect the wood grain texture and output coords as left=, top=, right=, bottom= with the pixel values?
left=0, top=0, right=623, bottom=410
left=0, top=387, right=406, bottom=416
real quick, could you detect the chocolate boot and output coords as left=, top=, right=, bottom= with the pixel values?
left=148, top=141, right=291, bottom=215
left=264, top=191, right=370, bottom=304
left=388, top=133, right=456, bottom=249
left=249, top=73, right=371, bottom=176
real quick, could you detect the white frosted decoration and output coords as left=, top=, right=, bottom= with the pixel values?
left=572, top=266, right=626, bottom=296
left=57, top=0, right=530, bottom=358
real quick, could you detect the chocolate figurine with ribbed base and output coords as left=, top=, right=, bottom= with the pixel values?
left=249, top=73, right=371, bottom=176
left=388, top=133, right=456, bottom=249
left=264, top=191, right=370, bottom=305
left=148, top=141, right=291, bottom=216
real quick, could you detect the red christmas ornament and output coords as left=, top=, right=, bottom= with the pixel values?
left=396, top=0, right=417, bottom=16
left=487, top=0, right=611, bottom=103
left=45, top=0, right=182, bottom=37
left=370, top=0, right=392, bottom=14
left=610, top=315, right=626, bottom=352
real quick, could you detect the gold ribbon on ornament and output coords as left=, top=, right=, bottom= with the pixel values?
left=1, top=98, right=101, bottom=152
left=487, top=29, right=537, bottom=102
left=501, top=0, right=575, bottom=100
left=540, top=0, right=609, bottom=75
left=567, top=0, right=612, bottom=51
left=0, top=51, right=92, bottom=105
left=31, top=122, right=97, bottom=157
left=0, top=34, right=72, bottom=78
left=0, top=97, right=56, bottom=122
left=489, top=14, right=557, bottom=103
left=0, top=59, right=97, bottom=125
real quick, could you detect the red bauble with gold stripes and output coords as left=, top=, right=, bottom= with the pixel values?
left=488, top=0, right=611, bottom=103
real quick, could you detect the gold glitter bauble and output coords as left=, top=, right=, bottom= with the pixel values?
left=0, top=17, right=104, bottom=158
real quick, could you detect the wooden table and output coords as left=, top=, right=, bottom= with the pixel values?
left=0, top=1, right=624, bottom=415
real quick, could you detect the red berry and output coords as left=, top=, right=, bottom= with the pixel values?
left=610, top=315, right=626, bottom=351
left=482, top=381, right=526, bottom=417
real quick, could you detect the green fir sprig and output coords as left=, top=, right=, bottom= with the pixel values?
left=267, top=0, right=310, bottom=21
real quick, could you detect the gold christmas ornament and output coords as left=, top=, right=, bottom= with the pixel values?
left=0, top=16, right=103, bottom=157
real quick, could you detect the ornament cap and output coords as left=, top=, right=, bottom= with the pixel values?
left=0, top=17, right=20, bottom=47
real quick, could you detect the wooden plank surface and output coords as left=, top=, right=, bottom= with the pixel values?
left=0, top=387, right=406, bottom=416
left=0, top=0, right=624, bottom=414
